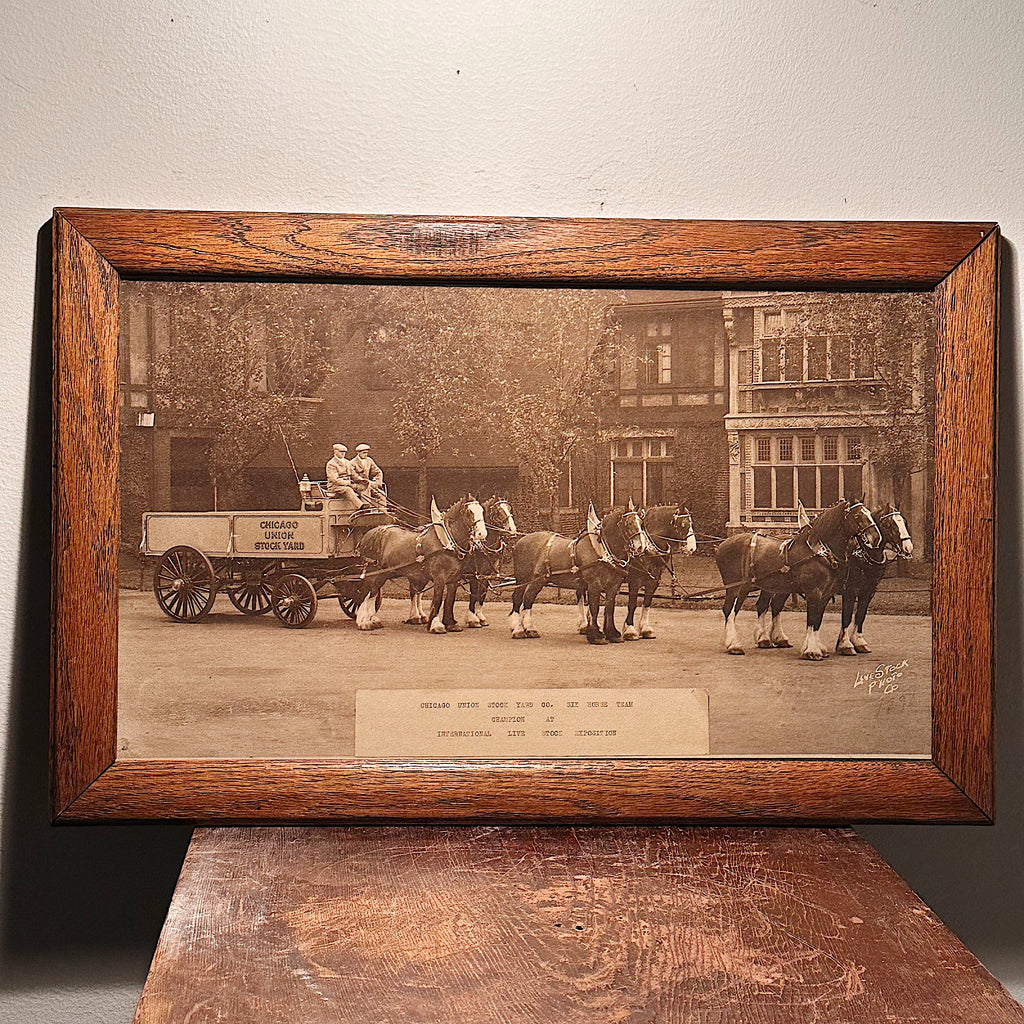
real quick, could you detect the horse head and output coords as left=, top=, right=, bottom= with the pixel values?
left=436, top=495, right=487, bottom=550
left=877, top=503, right=913, bottom=558
left=844, top=499, right=883, bottom=552
left=672, top=503, right=697, bottom=554
left=484, top=496, right=517, bottom=540
left=611, top=502, right=650, bottom=558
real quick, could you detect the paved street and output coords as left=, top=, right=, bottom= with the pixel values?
left=118, top=591, right=931, bottom=760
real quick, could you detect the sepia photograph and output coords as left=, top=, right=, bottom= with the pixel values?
left=116, top=280, right=935, bottom=761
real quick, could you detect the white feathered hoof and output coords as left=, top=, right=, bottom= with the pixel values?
left=477, top=614, right=489, bottom=626
left=357, top=622, right=376, bottom=632
left=726, top=645, right=745, bottom=656
left=511, top=627, right=527, bottom=639
left=854, top=643, right=871, bottom=654
left=836, top=639, right=857, bottom=656
left=622, top=625, right=640, bottom=641
left=772, top=639, right=792, bottom=648
left=525, top=629, right=541, bottom=639
left=467, top=619, right=483, bottom=628
left=801, top=649, right=825, bottom=661
left=640, top=628, right=656, bottom=640
left=429, top=621, right=447, bottom=634
left=756, top=639, right=773, bottom=649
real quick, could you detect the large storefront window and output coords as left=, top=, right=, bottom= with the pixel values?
left=611, top=438, right=672, bottom=506
left=750, top=433, right=864, bottom=510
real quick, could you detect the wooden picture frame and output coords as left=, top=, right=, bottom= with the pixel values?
left=51, top=210, right=998, bottom=824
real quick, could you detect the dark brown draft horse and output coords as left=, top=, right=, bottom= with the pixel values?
left=836, top=503, right=913, bottom=655
left=622, top=503, right=696, bottom=640
left=510, top=504, right=651, bottom=645
left=715, top=500, right=882, bottom=660
left=355, top=496, right=486, bottom=634
left=463, top=497, right=517, bottom=628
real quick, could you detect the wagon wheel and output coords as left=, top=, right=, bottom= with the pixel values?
left=272, top=574, right=318, bottom=628
left=153, top=545, right=217, bottom=622
left=337, top=589, right=382, bottom=619
left=228, top=576, right=275, bottom=615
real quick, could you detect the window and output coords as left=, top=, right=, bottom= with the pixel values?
left=764, top=310, right=782, bottom=334
left=610, top=436, right=673, bottom=506
left=643, top=341, right=672, bottom=385
left=747, top=432, right=870, bottom=513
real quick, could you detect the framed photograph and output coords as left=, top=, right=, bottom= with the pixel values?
left=52, top=210, right=997, bottom=823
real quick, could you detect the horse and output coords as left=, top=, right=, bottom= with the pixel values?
left=621, top=504, right=697, bottom=640
left=835, top=503, right=913, bottom=655
left=354, top=495, right=486, bottom=634
left=573, top=503, right=696, bottom=640
left=462, top=497, right=517, bottom=628
left=714, top=499, right=882, bottom=660
left=509, top=503, right=652, bottom=645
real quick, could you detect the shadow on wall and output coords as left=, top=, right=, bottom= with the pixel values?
left=0, top=223, right=191, bottom=993
left=859, top=236, right=1024, bottom=989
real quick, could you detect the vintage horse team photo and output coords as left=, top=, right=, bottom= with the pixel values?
left=116, top=279, right=934, bottom=760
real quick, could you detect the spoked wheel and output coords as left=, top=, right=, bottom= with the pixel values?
left=229, top=577, right=274, bottom=615
left=337, top=590, right=381, bottom=619
left=272, top=574, right=318, bottom=628
left=153, top=546, right=217, bottom=622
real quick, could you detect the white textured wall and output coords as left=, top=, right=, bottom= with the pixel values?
left=3, top=2, right=1023, bottom=1019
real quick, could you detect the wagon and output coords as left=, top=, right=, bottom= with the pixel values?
left=141, top=481, right=393, bottom=628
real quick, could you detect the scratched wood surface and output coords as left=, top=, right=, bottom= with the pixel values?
left=50, top=210, right=997, bottom=823
left=134, top=827, right=1024, bottom=1024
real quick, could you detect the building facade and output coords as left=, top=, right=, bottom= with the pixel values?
left=722, top=292, right=930, bottom=551
left=591, top=293, right=731, bottom=537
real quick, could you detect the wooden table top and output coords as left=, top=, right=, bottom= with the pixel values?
left=135, top=826, right=1023, bottom=1024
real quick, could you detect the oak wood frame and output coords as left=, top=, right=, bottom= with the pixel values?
left=51, top=210, right=998, bottom=824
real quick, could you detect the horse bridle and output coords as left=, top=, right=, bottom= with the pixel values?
left=845, top=501, right=886, bottom=564
left=644, top=508, right=693, bottom=556
left=426, top=501, right=486, bottom=557
left=482, top=500, right=516, bottom=554
left=874, top=507, right=913, bottom=560
left=593, top=509, right=647, bottom=568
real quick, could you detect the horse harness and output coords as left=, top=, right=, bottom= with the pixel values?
left=741, top=531, right=839, bottom=588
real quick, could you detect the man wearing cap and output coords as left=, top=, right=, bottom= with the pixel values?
left=325, top=444, right=361, bottom=506
left=350, top=443, right=386, bottom=509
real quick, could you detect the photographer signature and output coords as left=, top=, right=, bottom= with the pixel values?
left=854, top=659, right=908, bottom=695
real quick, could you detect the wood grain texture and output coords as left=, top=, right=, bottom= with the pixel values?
left=49, top=210, right=998, bottom=823
left=134, top=826, right=1024, bottom=1024
left=51, top=212, right=119, bottom=813
left=59, top=757, right=986, bottom=824
left=57, top=208, right=994, bottom=287
left=932, top=230, right=998, bottom=818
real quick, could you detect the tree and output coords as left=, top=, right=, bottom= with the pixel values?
left=151, top=282, right=334, bottom=508
left=362, top=286, right=623, bottom=518
left=785, top=292, right=935, bottom=500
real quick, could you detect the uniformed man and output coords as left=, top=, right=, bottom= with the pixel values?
left=325, top=444, right=361, bottom=506
left=350, top=443, right=386, bottom=509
